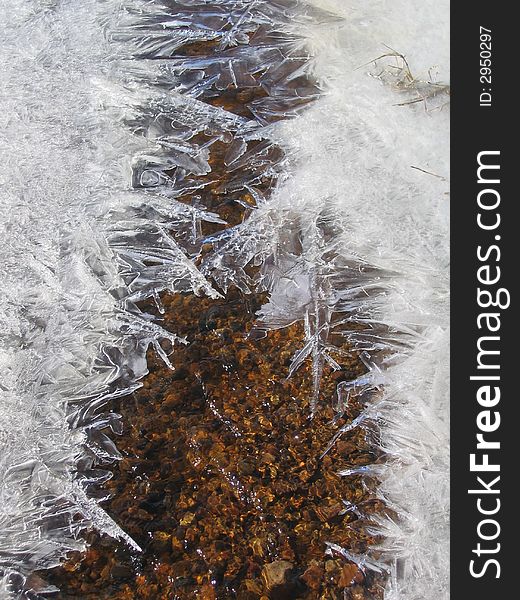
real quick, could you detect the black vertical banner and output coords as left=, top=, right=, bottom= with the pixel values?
left=451, top=4, right=514, bottom=599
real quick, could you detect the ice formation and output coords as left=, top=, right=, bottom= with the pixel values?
left=0, top=0, right=449, bottom=599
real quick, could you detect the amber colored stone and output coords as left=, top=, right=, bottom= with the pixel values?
left=198, top=583, right=217, bottom=600
left=242, top=580, right=260, bottom=596
left=301, top=563, right=324, bottom=591
left=261, top=560, right=293, bottom=590
left=337, top=564, right=359, bottom=588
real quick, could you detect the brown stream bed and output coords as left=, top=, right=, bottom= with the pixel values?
left=37, top=22, right=387, bottom=600
left=40, top=290, right=386, bottom=599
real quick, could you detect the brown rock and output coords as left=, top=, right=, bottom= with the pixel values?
left=180, top=511, right=195, bottom=526
left=338, top=563, right=359, bottom=587
left=250, top=537, right=265, bottom=558
left=260, top=452, right=276, bottom=464
left=110, top=564, right=133, bottom=580
left=261, top=560, right=293, bottom=591
left=197, top=583, right=216, bottom=599
left=301, top=563, right=324, bottom=591
left=244, top=579, right=264, bottom=594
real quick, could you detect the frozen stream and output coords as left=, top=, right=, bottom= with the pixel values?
left=0, top=1, right=449, bottom=598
